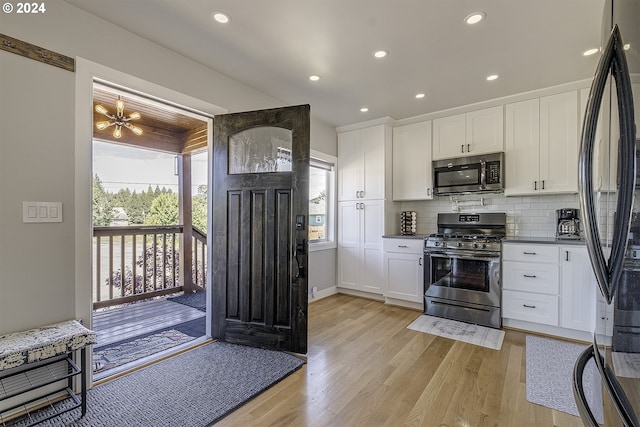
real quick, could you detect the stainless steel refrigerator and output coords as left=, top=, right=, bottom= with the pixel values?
left=575, top=0, right=640, bottom=425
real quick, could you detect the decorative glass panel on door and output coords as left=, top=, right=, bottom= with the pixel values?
left=228, top=126, right=293, bottom=174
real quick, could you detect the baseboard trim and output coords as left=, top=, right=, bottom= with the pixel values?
left=308, top=286, right=338, bottom=303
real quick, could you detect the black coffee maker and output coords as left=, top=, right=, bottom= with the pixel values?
left=556, top=208, right=581, bottom=240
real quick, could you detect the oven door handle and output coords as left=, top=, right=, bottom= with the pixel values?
left=427, top=251, right=499, bottom=262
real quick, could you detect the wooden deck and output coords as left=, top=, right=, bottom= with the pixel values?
left=92, top=297, right=206, bottom=348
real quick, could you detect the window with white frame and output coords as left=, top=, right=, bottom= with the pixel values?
left=309, top=152, right=335, bottom=245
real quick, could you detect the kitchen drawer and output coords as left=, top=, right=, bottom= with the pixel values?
left=502, top=243, right=559, bottom=263
left=502, top=290, right=559, bottom=326
left=383, top=238, right=423, bottom=254
left=502, top=261, right=559, bottom=294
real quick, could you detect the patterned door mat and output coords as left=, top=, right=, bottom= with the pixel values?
left=407, top=314, right=505, bottom=350
left=93, top=329, right=196, bottom=373
left=526, top=335, right=603, bottom=423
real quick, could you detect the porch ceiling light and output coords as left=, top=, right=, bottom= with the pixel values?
left=95, top=96, right=143, bottom=138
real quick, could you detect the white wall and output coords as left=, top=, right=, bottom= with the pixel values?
left=0, top=0, right=336, bottom=335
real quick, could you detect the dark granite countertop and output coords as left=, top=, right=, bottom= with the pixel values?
left=502, top=237, right=585, bottom=245
left=382, top=234, right=429, bottom=239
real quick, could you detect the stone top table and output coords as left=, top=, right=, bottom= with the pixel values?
left=0, top=320, right=97, bottom=371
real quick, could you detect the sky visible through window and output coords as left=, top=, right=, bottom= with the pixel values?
left=93, top=141, right=208, bottom=193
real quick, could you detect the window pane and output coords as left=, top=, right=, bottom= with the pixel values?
left=228, top=126, right=292, bottom=174
left=309, top=166, right=328, bottom=241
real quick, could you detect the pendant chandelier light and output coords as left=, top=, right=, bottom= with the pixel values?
left=95, top=96, right=143, bottom=138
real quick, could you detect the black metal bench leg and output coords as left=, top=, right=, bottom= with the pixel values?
left=81, top=348, right=87, bottom=416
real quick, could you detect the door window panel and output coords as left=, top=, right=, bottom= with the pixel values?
left=228, top=126, right=292, bottom=174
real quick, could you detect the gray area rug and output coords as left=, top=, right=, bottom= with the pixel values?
left=7, top=342, right=305, bottom=427
left=407, top=314, right=505, bottom=350
left=526, top=335, right=603, bottom=423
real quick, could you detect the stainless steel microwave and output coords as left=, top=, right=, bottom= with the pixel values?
left=433, top=152, right=504, bottom=195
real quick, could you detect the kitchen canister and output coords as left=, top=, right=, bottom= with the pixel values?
left=400, top=211, right=417, bottom=235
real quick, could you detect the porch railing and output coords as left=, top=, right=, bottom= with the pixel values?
left=93, top=225, right=207, bottom=309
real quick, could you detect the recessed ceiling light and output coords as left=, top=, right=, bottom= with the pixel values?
left=582, top=48, right=599, bottom=56
left=309, top=75, right=320, bottom=81
left=373, top=50, right=388, bottom=59
left=464, top=12, right=485, bottom=25
left=486, top=74, right=499, bottom=81
left=360, top=107, right=369, bottom=113
left=212, top=11, right=231, bottom=24
left=624, top=43, right=630, bottom=50
left=415, top=93, right=426, bottom=99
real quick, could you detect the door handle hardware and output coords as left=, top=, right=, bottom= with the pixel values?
left=542, top=180, right=546, bottom=190
left=534, top=181, right=538, bottom=190
left=398, top=245, right=409, bottom=248
left=523, top=304, right=537, bottom=309
left=467, top=144, right=470, bottom=152
left=523, top=274, right=537, bottom=278
left=419, top=257, right=423, bottom=266
left=523, top=252, right=537, bottom=255
left=294, top=238, right=306, bottom=279
left=461, top=144, right=465, bottom=153
left=566, top=251, right=569, bottom=261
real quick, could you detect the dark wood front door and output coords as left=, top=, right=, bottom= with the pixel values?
left=211, top=105, right=309, bottom=354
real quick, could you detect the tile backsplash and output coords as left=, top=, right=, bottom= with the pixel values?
left=400, top=193, right=581, bottom=238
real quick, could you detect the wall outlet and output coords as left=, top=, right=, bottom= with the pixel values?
left=311, top=286, right=318, bottom=298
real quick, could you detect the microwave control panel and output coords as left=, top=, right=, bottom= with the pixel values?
left=486, top=161, right=501, bottom=184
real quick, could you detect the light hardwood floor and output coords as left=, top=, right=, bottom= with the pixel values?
left=216, top=293, right=600, bottom=427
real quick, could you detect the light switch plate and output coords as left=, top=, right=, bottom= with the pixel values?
left=22, top=202, right=63, bottom=223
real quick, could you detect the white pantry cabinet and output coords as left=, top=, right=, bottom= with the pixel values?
left=337, top=124, right=390, bottom=201
left=383, top=238, right=424, bottom=303
left=337, top=200, right=385, bottom=294
left=505, top=91, right=579, bottom=196
left=432, top=106, right=504, bottom=160
left=392, top=121, right=433, bottom=200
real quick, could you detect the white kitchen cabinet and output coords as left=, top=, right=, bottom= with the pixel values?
left=432, top=106, right=503, bottom=160
left=337, top=199, right=385, bottom=294
left=383, top=238, right=424, bottom=303
left=502, top=243, right=560, bottom=326
left=559, top=245, right=597, bottom=332
left=505, top=91, right=579, bottom=196
left=392, top=121, right=433, bottom=200
left=337, top=124, right=389, bottom=201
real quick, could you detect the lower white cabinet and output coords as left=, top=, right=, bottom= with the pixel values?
left=502, top=242, right=598, bottom=337
left=502, top=243, right=560, bottom=326
left=559, top=246, right=597, bottom=332
left=383, top=238, right=424, bottom=303
left=337, top=199, right=385, bottom=294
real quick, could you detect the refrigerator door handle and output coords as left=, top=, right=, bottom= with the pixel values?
left=574, top=338, right=640, bottom=426
left=572, top=345, right=600, bottom=427
left=578, top=24, right=636, bottom=304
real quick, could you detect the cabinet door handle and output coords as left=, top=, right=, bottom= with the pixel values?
left=523, top=252, right=537, bottom=255
left=566, top=251, right=569, bottom=261
left=398, top=245, right=409, bottom=248
left=419, top=257, right=423, bottom=266
left=523, top=304, right=537, bottom=309
left=523, top=274, right=537, bottom=278
left=359, top=190, right=365, bottom=198
left=467, top=144, right=470, bottom=152
left=461, top=144, right=465, bottom=153
left=542, top=180, right=546, bottom=190
left=534, top=181, right=538, bottom=190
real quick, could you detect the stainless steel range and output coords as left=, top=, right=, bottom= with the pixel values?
left=424, top=212, right=506, bottom=329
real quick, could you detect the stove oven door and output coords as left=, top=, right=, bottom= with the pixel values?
left=424, top=250, right=501, bottom=327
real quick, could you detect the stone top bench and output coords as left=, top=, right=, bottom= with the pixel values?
left=0, top=320, right=97, bottom=372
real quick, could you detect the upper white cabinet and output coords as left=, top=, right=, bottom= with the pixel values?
left=337, top=124, right=390, bottom=201
left=505, top=91, right=579, bottom=196
left=432, top=106, right=504, bottom=160
left=392, top=121, right=433, bottom=200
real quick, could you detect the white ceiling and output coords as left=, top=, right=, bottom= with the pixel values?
left=65, top=0, right=605, bottom=128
